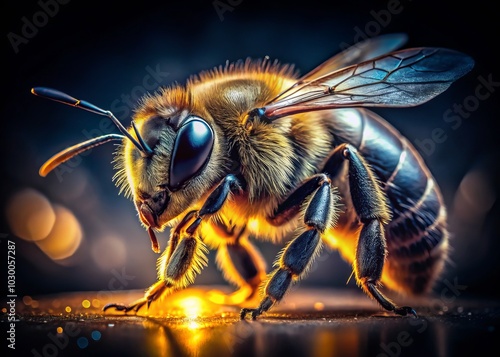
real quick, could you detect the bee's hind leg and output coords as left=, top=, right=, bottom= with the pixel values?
left=324, top=143, right=416, bottom=317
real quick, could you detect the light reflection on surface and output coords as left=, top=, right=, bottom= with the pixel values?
left=177, top=296, right=205, bottom=319
left=13, top=287, right=500, bottom=357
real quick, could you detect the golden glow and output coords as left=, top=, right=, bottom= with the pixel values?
left=5, top=188, right=56, bottom=241
left=247, top=218, right=260, bottom=232
left=324, top=228, right=358, bottom=265
left=187, top=321, right=200, bottom=330
left=92, top=299, right=101, bottom=308
left=65, top=306, right=72, bottom=313
left=146, top=287, right=225, bottom=318
left=314, top=302, right=325, bottom=311
left=185, top=328, right=205, bottom=355
left=82, top=300, right=91, bottom=308
left=323, top=231, right=339, bottom=248
left=207, top=290, right=226, bottom=305
left=144, top=324, right=170, bottom=357
left=138, top=288, right=235, bottom=357
left=178, top=296, right=203, bottom=319
left=56, top=327, right=63, bottom=334
left=35, top=205, right=83, bottom=261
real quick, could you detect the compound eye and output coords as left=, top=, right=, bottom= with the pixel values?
left=169, top=118, right=214, bottom=189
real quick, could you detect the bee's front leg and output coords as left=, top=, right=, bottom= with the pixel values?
left=103, top=212, right=199, bottom=313
left=102, top=280, right=168, bottom=313
left=104, top=175, right=241, bottom=314
left=241, top=173, right=338, bottom=320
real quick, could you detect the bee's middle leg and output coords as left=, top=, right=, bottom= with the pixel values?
left=241, top=174, right=337, bottom=320
left=208, top=222, right=267, bottom=305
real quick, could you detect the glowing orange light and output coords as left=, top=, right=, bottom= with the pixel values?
left=247, top=218, right=260, bottom=232
left=5, top=188, right=56, bottom=241
left=91, top=299, right=101, bottom=308
left=65, top=306, right=72, bottom=313
left=82, top=300, right=91, bottom=308
left=146, top=288, right=224, bottom=318
left=56, top=327, right=63, bottom=334
left=323, top=231, right=339, bottom=248
left=35, top=205, right=83, bottom=261
left=314, top=302, right=325, bottom=311
left=187, top=321, right=201, bottom=330
left=179, top=296, right=204, bottom=319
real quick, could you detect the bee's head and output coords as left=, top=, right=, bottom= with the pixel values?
left=32, top=86, right=225, bottom=253
left=120, top=102, right=219, bottom=229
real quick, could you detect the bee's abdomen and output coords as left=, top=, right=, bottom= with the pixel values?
left=331, top=108, right=448, bottom=295
left=384, top=175, right=448, bottom=295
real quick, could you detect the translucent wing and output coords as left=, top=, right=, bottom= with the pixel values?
left=261, top=48, right=474, bottom=120
left=295, top=33, right=408, bottom=84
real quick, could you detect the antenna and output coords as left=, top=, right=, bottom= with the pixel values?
left=31, top=87, right=153, bottom=156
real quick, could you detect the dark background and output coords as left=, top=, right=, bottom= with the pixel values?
left=1, top=0, right=499, bottom=302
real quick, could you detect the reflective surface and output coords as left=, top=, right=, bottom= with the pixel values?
left=7, top=287, right=500, bottom=357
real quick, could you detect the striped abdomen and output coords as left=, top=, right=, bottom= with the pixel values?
left=330, top=108, right=448, bottom=295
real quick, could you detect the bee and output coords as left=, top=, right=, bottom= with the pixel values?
left=32, top=34, right=473, bottom=319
